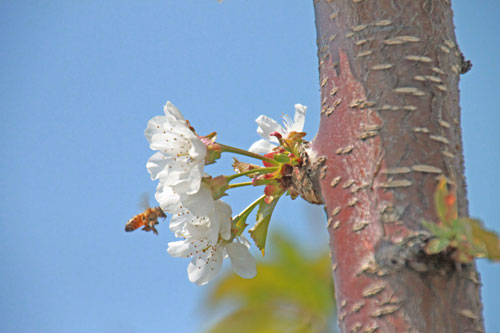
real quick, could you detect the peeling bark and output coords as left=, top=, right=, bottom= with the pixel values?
left=310, top=1, right=484, bottom=332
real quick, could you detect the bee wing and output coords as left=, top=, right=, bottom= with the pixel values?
left=139, top=193, right=150, bottom=210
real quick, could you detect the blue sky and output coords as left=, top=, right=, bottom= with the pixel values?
left=1, top=1, right=498, bottom=332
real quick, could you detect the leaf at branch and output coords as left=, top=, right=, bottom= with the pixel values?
left=434, top=176, right=457, bottom=224
left=466, top=218, right=500, bottom=261
left=249, top=195, right=281, bottom=255
left=434, top=177, right=448, bottom=223
left=422, top=220, right=453, bottom=239
left=425, top=238, right=450, bottom=255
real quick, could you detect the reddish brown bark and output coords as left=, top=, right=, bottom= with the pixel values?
left=310, top=1, right=484, bottom=332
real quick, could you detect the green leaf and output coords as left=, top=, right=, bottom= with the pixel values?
left=425, top=177, right=500, bottom=263
left=466, top=218, right=500, bottom=261
left=422, top=220, right=443, bottom=235
left=232, top=196, right=265, bottom=237
left=425, top=238, right=450, bottom=254
left=455, top=250, right=474, bottom=263
left=451, top=218, right=466, bottom=235
left=249, top=195, right=281, bottom=255
left=233, top=208, right=252, bottom=237
left=422, top=220, right=453, bottom=239
left=434, top=176, right=448, bottom=223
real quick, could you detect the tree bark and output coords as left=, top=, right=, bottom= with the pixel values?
left=310, top=1, right=484, bottom=332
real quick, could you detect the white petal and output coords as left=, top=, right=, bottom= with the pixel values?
left=184, top=163, right=204, bottom=194
left=181, top=182, right=215, bottom=217
left=149, top=131, right=190, bottom=157
left=167, top=240, right=191, bottom=258
left=146, top=152, right=169, bottom=180
left=212, top=201, right=232, bottom=240
left=155, top=184, right=181, bottom=213
left=187, top=245, right=224, bottom=285
left=289, top=104, right=307, bottom=133
left=226, top=242, right=257, bottom=279
left=255, top=115, right=284, bottom=142
left=188, top=137, right=207, bottom=160
left=169, top=219, right=187, bottom=237
left=203, top=226, right=220, bottom=245
left=239, top=235, right=251, bottom=248
left=163, top=101, right=185, bottom=121
left=248, top=139, right=276, bottom=155
left=185, top=223, right=214, bottom=241
left=168, top=162, right=203, bottom=195
left=169, top=209, right=197, bottom=236
left=144, top=115, right=166, bottom=143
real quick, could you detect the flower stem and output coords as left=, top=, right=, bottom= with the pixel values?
left=235, top=195, right=265, bottom=220
left=226, top=167, right=279, bottom=182
left=218, top=143, right=278, bottom=165
left=228, top=181, right=254, bottom=189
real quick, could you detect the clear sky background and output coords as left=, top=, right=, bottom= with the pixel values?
left=1, top=1, right=498, bottom=332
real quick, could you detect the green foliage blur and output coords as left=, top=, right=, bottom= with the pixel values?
left=205, top=233, right=336, bottom=332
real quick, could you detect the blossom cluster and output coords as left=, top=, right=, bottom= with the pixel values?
left=145, top=102, right=255, bottom=285
left=143, top=101, right=307, bottom=285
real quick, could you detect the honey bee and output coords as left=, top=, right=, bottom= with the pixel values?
left=125, top=193, right=167, bottom=235
left=125, top=195, right=166, bottom=235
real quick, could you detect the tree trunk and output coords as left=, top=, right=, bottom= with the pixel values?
left=310, top=1, right=484, bottom=332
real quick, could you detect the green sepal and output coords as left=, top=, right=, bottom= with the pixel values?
left=252, top=178, right=274, bottom=186
left=201, top=132, right=222, bottom=165
left=205, top=149, right=222, bottom=165
left=273, top=153, right=290, bottom=164
left=203, top=175, right=229, bottom=200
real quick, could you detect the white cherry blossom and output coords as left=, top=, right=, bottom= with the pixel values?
left=145, top=100, right=258, bottom=286
left=249, top=104, right=307, bottom=155
left=145, top=101, right=206, bottom=195
left=225, top=237, right=256, bottom=279
left=168, top=236, right=256, bottom=286
left=146, top=101, right=217, bottom=217
left=147, top=152, right=204, bottom=197
left=169, top=199, right=232, bottom=244
left=167, top=200, right=256, bottom=286
left=154, top=178, right=215, bottom=217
